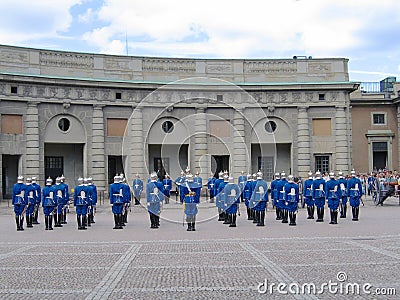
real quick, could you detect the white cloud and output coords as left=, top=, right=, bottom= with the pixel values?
left=0, top=0, right=81, bottom=43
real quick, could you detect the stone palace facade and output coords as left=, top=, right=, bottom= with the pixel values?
left=0, top=45, right=358, bottom=197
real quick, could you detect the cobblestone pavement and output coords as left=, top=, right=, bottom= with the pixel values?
left=0, top=196, right=399, bottom=299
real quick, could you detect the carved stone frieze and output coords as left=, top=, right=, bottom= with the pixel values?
left=142, top=59, right=195, bottom=73
left=40, top=51, right=94, bottom=69
left=244, top=61, right=297, bottom=73
left=308, top=63, right=331, bottom=73
left=0, top=50, right=29, bottom=66
left=206, top=62, right=232, bottom=73
left=105, top=57, right=131, bottom=70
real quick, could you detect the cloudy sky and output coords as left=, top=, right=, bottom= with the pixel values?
left=0, top=0, right=399, bottom=82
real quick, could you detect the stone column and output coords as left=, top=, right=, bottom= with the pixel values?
left=25, top=101, right=40, bottom=179
left=297, top=106, right=311, bottom=177
left=194, top=107, right=208, bottom=179
left=91, top=104, right=106, bottom=191
left=232, top=109, right=248, bottom=177
left=335, top=106, right=349, bottom=173
left=129, top=107, right=145, bottom=178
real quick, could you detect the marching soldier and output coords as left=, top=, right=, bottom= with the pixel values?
left=347, top=170, right=363, bottom=221
left=276, top=172, right=288, bottom=223
left=194, top=171, right=203, bottom=186
left=207, top=172, right=216, bottom=203
left=146, top=172, right=164, bottom=229
left=163, top=174, right=172, bottom=204
left=175, top=171, right=186, bottom=203
left=270, top=173, right=281, bottom=220
left=224, top=176, right=241, bottom=227
left=312, top=171, right=326, bottom=222
left=337, top=172, right=348, bottom=218
left=12, top=176, right=27, bottom=231
left=87, top=177, right=97, bottom=224
left=182, top=173, right=201, bottom=231
left=215, top=171, right=225, bottom=221
left=220, top=174, right=230, bottom=224
left=243, top=173, right=253, bottom=220
left=284, top=175, right=300, bottom=226
left=121, top=176, right=131, bottom=226
left=109, top=175, right=124, bottom=229
left=238, top=171, right=247, bottom=203
left=59, top=175, right=69, bottom=224
left=53, top=177, right=65, bottom=227
left=325, top=172, right=341, bottom=224
left=74, top=177, right=89, bottom=230
left=42, top=177, right=55, bottom=230
left=24, top=178, right=36, bottom=228
left=133, top=174, right=143, bottom=205
left=303, top=172, right=314, bottom=219
left=31, top=177, right=41, bottom=225
left=250, top=172, right=268, bottom=227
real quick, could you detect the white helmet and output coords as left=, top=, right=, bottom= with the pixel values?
left=17, top=175, right=24, bottom=183
left=46, top=177, right=53, bottom=186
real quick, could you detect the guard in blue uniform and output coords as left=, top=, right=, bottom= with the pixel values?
left=337, top=172, right=348, bottom=218
left=250, top=172, right=269, bottom=226
left=347, top=170, right=363, bottom=221
left=276, top=172, right=288, bottom=223
left=12, top=176, right=27, bottom=231
left=312, top=171, right=326, bottom=222
left=207, top=172, right=216, bottom=203
left=214, top=171, right=225, bottom=221
left=175, top=171, right=186, bottom=203
left=121, top=176, right=131, bottom=226
left=284, top=175, right=300, bottom=226
left=182, top=173, right=201, bottom=231
left=219, top=174, right=230, bottom=224
left=109, top=175, right=123, bottom=229
left=238, top=171, right=247, bottom=203
left=303, top=172, right=314, bottom=219
left=31, top=177, right=41, bottom=225
left=53, top=177, right=65, bottom=227
left=42, top=178, right=55, bottom=230
left=163, top=174, right=172, bottom=204
left=74, top=177, right=89, bottom=230
left=243, top=174, right=253, bottom=220
left=367, top=173, right=374, bottom=196
left=325, top=172, right=341, bottom=224
left=270, top=173, right=281, bottom=220
left=87, top=177, right=97, bottom=224
left=146, top=172, right=164, bottom=229
left=133, top=174, right=143, bottom=205
left=59, top=175, right=69, bottom=224
left=24, top=178, right=36, bottom=228
left=194, top=172, right=202, bottom=186
left=224, top=176, right=241, bottom=227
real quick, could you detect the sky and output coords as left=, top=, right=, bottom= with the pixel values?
left=0, top=0, right=399, bottom=82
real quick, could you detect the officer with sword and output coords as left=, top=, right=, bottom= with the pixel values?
left=12, top=175, right=27, bottom=231
left=42, top=177, right=55, bottom=230
left=182, top=173, right=201, bottom=231
left=146, top=172, right=164, bottom=229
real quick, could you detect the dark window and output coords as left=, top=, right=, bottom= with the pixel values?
left=372, top=142, right=387, bottom=152
left=116, top=92, right=122, bottom=99
left=161, top=120, right=174, bottom=133
left=373, top=113, right=385, bottom=125
left=264, top=121, right=277, bottom=133
left=315, top=155, right=329, bottom=174
left=258, top=156, right=274, bottom=181
left=217, top=95, right=223, bottom=102
left=10, top=86, right=18, bottom=94
left=319, top=94, right=325, bottom=101
left=58, top=118, right=70, bottom=132
left=45, top=156, right=63, bottom=169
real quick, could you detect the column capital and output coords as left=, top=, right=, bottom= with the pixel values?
left=93, top=103, right=105, bottom=109
left=27, top=100, right=39, bottom=107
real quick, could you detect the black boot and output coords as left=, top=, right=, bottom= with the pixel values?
left=354, top=207, right=359, bottom=221
left=16, top=216, right=21, bottom=231
left=343, top=205, right=347, bottom=218
left=248, top=208, right=253, bottom=220
left=55, top=214, right=63, bottom=227
left=252, top=210, right=258, bottom=223
left=62, top=209, right=67, bottom=224
left=192, top=222, right=196, bottom=231
left=77, top=215, right=82, bottom=230
left=289, top=212, right=296, bottom=226
left=150, top=214, right=155, bottom=228
left=117, top=214, right=123, bottom=229
left=187, top=222, right=192, bottom=231
left=316, top=208, right=322, bottom=222
left=19, top=216, right=24, bottom=231
left=156, top=215, right=160, bottom=227
left=48, top=215, right=53, bottom=230
left=310, top=206, right=315, bottom=219
left=352, top=207, right=356, bottom=221
left=334, top=211, right=338, bottom=224
left=257, top=211, right=265, bottom=226
left=113, top=214, right=118, bottom=229
left=45, top=215, right=49, bottom=230
left=229, top=214, right=237, bottom=227
left=276, top=208, right=282, bottom=220
left=223, top=212, right=230, bottom=224
left=307, top=207, right=313, bottom=219
left=218, top=212, right=224, bottom=221
left=81, top=215, right=87, bottom=230
left=282, top=210, right=288, bottom=223
left=329, top=210, right=334, bottom=224
left=247, top=207, right=252, bottom=220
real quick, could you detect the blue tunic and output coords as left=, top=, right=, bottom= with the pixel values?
left=270, top=179, right=280, bottom=207
left=182, top=181, right=201, bottom=216
left=276, top=179, right=288, bottom=210
left=163, top=178, right=172, bottom=197
left=303, top=178, right=314, bottom=206
left=133, top=178, right=143, bottom=199
left=215, top=180, right=227, bottom=210
left=337, top=178, right=348, bottom=205
left=109, top=182, right=123, bottom=214
left=42, top=185, right=55, bottom=216
left=207, top=177, right=216, bottom=198
left=74, top=184, right=89, bottom=215
left=243, top=180, right=253, bottom=207
left=87, top=184, right=97, bottom=206
left=53, top=183, right=65, bottom=214
left=224, top=183, right=241, bottom=214
left=146, top=181, right=164, bottom=215
left=32, top=183, right=42, bottom=205
left=284, top=182, right=299, bottom=212
left=25, top=184, right=36, bottom=215
left=325, top=179, right=341, bottom=210
left=249, top=180, right=268, bottom=211
left=347, top=177, right=363, bottom=207
left=312, top=178, right=326, bottom=208
left=12, top=183, right=27, bottom=215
